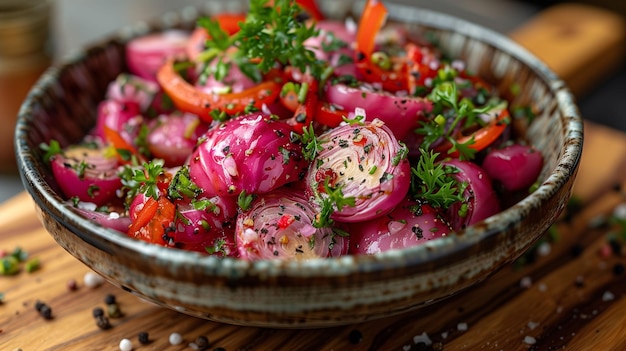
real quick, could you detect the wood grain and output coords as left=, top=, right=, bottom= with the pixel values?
left=2, top=122, right=626, bottom=351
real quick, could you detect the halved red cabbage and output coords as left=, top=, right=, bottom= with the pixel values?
left=146, top=113, right=209, bottom=167
left=306, top=119, right=411, bottom=222
left=51, top=145, right=122, bottom=206
left=172, top=196, right=238, bottom=256
left=324, top=82, right=432, bottom=140
left=236, top=188, right=348, bottom=260
left=442, top=159, right=500, bottom=231
left=345, top=198, right=451, bottom=255
left=482, top=144, right=543, bottom=192
left=189, top=113, right=308, bottom=197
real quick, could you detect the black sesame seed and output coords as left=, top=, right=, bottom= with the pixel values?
left=104, top=294, right=116, bottom=305
left=348, top=329, right=363, bottom=344
left=613, top=263, right=625, bottom=276
left=138, top=331, right=150, bottom=345
left=92, top=307, right=104, bottom=318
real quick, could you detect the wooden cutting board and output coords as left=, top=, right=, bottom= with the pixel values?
left=1, top=3, right=625, bottom=351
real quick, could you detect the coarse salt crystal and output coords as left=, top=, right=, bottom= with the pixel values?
left=613, top=203, right=626, bottom=219
left=169, top=332, right=183, bottom=345
left=520, top=276, right=532, bottom=288
left=119, top=338, right=133, bottom=351
left=523, top=336, right=537, bottom=345
left=527, top=321, right=539, bottom=330
left=413, top=332, right=432, bottom=345
left=457, top=322, right=468, bottom=331
left=602, top=291, right=615, bottom=302
left=84, top=272, right=105, bottom=288
left=537, top=242, right=551, bottom=256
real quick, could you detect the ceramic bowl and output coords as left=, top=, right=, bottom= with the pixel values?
left=15, top=0, right=583, bottom=328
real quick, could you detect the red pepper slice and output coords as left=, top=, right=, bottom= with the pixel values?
left=314, top=102, right=345, bottom=128
left=102, top=124, right=145, bottom=164
left=354, top=0, right=408, bottom=92
left=448, top=108, right=511, bottom=158
left=296, top=0, right=324, bottom=21
left=405, top=43, right=439, bottom=95
left=128, top=196, right=176, bottom=246
left=285, top=81, right=319, bottom=134
left=157, top=59, right=280, bottom=122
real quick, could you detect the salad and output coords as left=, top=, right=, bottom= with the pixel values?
left=41, top=0, right=543, bottom=260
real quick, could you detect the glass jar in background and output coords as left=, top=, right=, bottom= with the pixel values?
left=0, top=0, right=52, bottom=173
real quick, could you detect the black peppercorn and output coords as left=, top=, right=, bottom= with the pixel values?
left=348, top=329, right=363, bottom=344
left=95, top=315, right=111, bottom=330
left=195, top=335, right=210, bottom=350
left=39, top=304, right=53, bottom=320
left=138, top=331, right=150, bottom=345
left=35, top=300, right=45, bottom=311
left=92, top=307, right=104, bottom=318
left=613, top=263, right=625, bottom=276
left=104, top=294, right=116, bottom=305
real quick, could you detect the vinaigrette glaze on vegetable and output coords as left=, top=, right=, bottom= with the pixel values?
left=40, top=0, right=543, bottom=260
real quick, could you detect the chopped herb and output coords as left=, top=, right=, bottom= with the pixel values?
left=39, top=139, right=62, bottom=163
left=238, top=190, right=256, bottom=211
left=411, top=149, right=464, bottom=208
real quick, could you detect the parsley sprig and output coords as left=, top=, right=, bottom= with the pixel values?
left=313, top=179, right=355, bottom=228
left=411, top=149, right=465, bottom=209
left=119, top=159, right=165, bottom=202
left=416, top=68, right=503, bottom=160
left=196, top=0, right=326, bottom=83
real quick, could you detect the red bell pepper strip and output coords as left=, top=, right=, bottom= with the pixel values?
left=102, top=124, right=145, bottom=164
left=296, top=0, right=325, bottom=21
left=406, top=43, right=439, bottom=95
left=314, top=102, right=345, bottom=128
left=448, top=108, right=511, bottom=158
left=128, top=196, right=176, bottom=246
left=354, top=0, right=408, bottom=92
left=157, top=59, right=280, bottom=122
left=285, top=80, right=319, bottom=134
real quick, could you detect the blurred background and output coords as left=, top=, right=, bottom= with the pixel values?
left=0, top=0, right=624, bottom=202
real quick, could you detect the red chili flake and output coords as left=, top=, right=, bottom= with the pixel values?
left=352, top=134, right=368, bottom=147
left=277, top=215, right=295, bottom=229
left=315, top=167, right=338, bottom=192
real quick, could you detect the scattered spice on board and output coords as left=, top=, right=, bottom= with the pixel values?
left=138, top=332, right=150, bottom=345
left=169, top=332, right=183, bottom=345
left=34, top=300, right=53, bottom=320
left=348, top=329, right=363, bottom=344
left=83, top=272, right=105, bottom=288
left=119, top=338, right=133, bottom=351
left=0, top=247, right=38, bottom=275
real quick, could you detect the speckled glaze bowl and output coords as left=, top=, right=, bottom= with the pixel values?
left=15, top=1, right=582, bottom=328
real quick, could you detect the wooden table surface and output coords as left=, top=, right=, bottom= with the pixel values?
left=2, top=3, right=626, bottom=351
left=1, top=121, right=625, bottom=351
